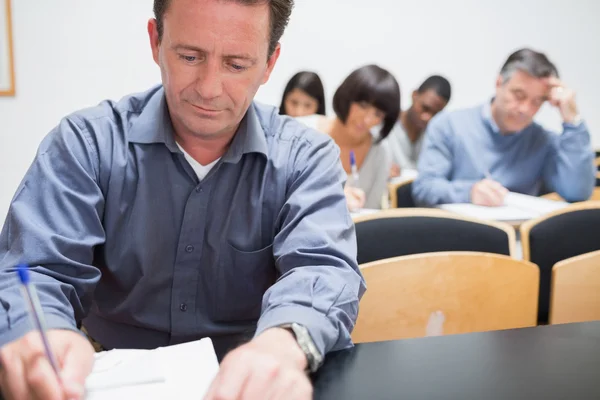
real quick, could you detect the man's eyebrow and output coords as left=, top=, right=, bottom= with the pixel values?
left=223, top=54, right=257, bottom=62
left=172, top=44, right=205, bottom=52
left=171, top=44, right=257, bottom=62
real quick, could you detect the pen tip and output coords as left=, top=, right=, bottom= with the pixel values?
left=16, top=263, right=30, bottom=284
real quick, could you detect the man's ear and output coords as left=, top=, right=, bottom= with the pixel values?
left=148, top=18, right=160, bottom=65
left=495, top=74, right=504, bottom=89
left=262, top=43, right=281, bottom=84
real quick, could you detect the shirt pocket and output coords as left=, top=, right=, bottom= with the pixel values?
left=210, top=242, right=276, bottom=322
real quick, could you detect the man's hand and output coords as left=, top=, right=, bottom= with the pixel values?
left=204, top=328, right=312, bottom=400
left=344, top=185, right=366, bottom=212
left=471, top=179, right=508, bottom=207
left=0, top=329, right=95, bottom=400
left=547, top=77, right=579, bottom=124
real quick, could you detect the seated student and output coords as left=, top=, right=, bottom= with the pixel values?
left=413, top=48, right=595, bottom=207
left=297, top=65, right=400, bottom=209
left=385, top=75, right=451, bottom=177
left=279, top=71, right=326, bottom=117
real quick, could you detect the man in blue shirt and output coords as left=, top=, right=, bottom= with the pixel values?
left=413, top=48, right=595, bottom=207
left=0, top=1, right=365, bottom=399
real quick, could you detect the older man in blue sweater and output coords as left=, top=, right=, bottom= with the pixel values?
left=413, top=48, right=595, bottom=207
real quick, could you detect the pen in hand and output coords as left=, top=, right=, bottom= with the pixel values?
left=17, top=263, right=62, bottom=379
left=349, top=150, right=360, bottom=186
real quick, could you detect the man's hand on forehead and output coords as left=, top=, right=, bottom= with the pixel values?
left=542, top=76, right=579, bottom=123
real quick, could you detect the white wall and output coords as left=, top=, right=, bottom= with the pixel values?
left=1, top=0, right=599, bottom=226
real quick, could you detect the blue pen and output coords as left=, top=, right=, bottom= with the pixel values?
left=17, top=264, right=61, bottom=377
left=349, top=151, right=359, bottom=186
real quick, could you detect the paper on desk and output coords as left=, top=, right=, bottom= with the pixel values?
left=350, top=208, right=380, bottom=217
left=438, top=192, right=568, bottom=222
left=86, top=349, right=164, bottom=391
left=389, top=168, right=419, bottom=184
left=438, top=203, right=533, bottom=221
left=85, top=338, right=219, bottom=400
left=503, top=192, right=568, bottom=214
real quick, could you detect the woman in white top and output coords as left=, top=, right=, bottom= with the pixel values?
left=297, top=65, right=400, bottom=209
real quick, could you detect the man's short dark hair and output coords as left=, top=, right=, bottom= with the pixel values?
left=153, top=0, right=294, bottom=57
left=332, top=65, right=400, bottom=142
left=500, top=48, right=559, bottom=83
left=417, top=75, right=451, bottom=102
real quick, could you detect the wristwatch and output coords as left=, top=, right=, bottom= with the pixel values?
left=279, top=322, right=323, bottom=373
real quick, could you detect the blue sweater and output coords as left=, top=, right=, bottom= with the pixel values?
left=412, top=101, right=595, bottom=206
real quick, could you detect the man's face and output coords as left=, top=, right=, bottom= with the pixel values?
left=148, top=0, right=280, bottom=140
left=493, top=69, right=552, bottom=133
left=407, top=89, right=448, bottom=133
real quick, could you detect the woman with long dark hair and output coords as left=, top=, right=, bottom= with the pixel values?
left=279, top=71, right=326, bottom=117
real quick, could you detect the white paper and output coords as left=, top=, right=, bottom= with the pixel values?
left=350, top=208, right=380, bottom=217
left=85, top=338, right=219, bottom=400
left=503, top=192, right=568, bottom=214
left=425, top=311, right=445, bottom=337
left=389, top=169, right=419, bottom=185
left=438, top=192, right=568, bottom=222
left=438, top=203, right=534, bottom=221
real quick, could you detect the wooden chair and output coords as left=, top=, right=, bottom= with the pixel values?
left=549, top=249, right=600, bottom=325
left=521, top=201, right=600, bottom=324
left=388, top=179, right=416, bottom=208
left=353, top=208, right=516, bottom=264
left=352, top=252, right=539, bottom=343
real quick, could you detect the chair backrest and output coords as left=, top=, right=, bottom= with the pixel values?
left=595, top=156, right=600, bottom=186
left=352, top=252, right=539, bottom=343
left=353, top=208, right=516, bottom=264
left=389, top=180, right=416, bottom=208
left=549, top=249, right=600, bottom=325
left=521, top=201, right=600, bottom=323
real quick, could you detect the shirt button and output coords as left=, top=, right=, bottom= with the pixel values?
left=185, top=245, right=194, bottom=253
left=179, top=303, right=187, bottom=312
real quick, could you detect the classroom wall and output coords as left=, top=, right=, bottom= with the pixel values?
left=1, top=0, right=599, bottom=226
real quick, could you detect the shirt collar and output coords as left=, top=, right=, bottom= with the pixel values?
left=482, top=97, right=532, bottom=136
left=129, top=86, right=269, bottom=161
left=481, top=98, right=501, bottom=135
left=128, top=86, right=180, bottom=152
left=221, top=103, right=269, bottom=164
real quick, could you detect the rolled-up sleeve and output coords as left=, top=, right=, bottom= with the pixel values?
left=0, top=117, right=105, bottom=346
left=254, top=132, right=366, bottom=357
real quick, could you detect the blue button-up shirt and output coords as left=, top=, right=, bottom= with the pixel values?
left=412, top=101, right=595, bottom=206
left=0, top=85, right=365, bottom=359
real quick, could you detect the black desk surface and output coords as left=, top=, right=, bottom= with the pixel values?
left=313, top=321, right=600, bottom=400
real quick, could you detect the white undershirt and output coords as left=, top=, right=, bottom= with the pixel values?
left=176, top=142, right=221, bottom=181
